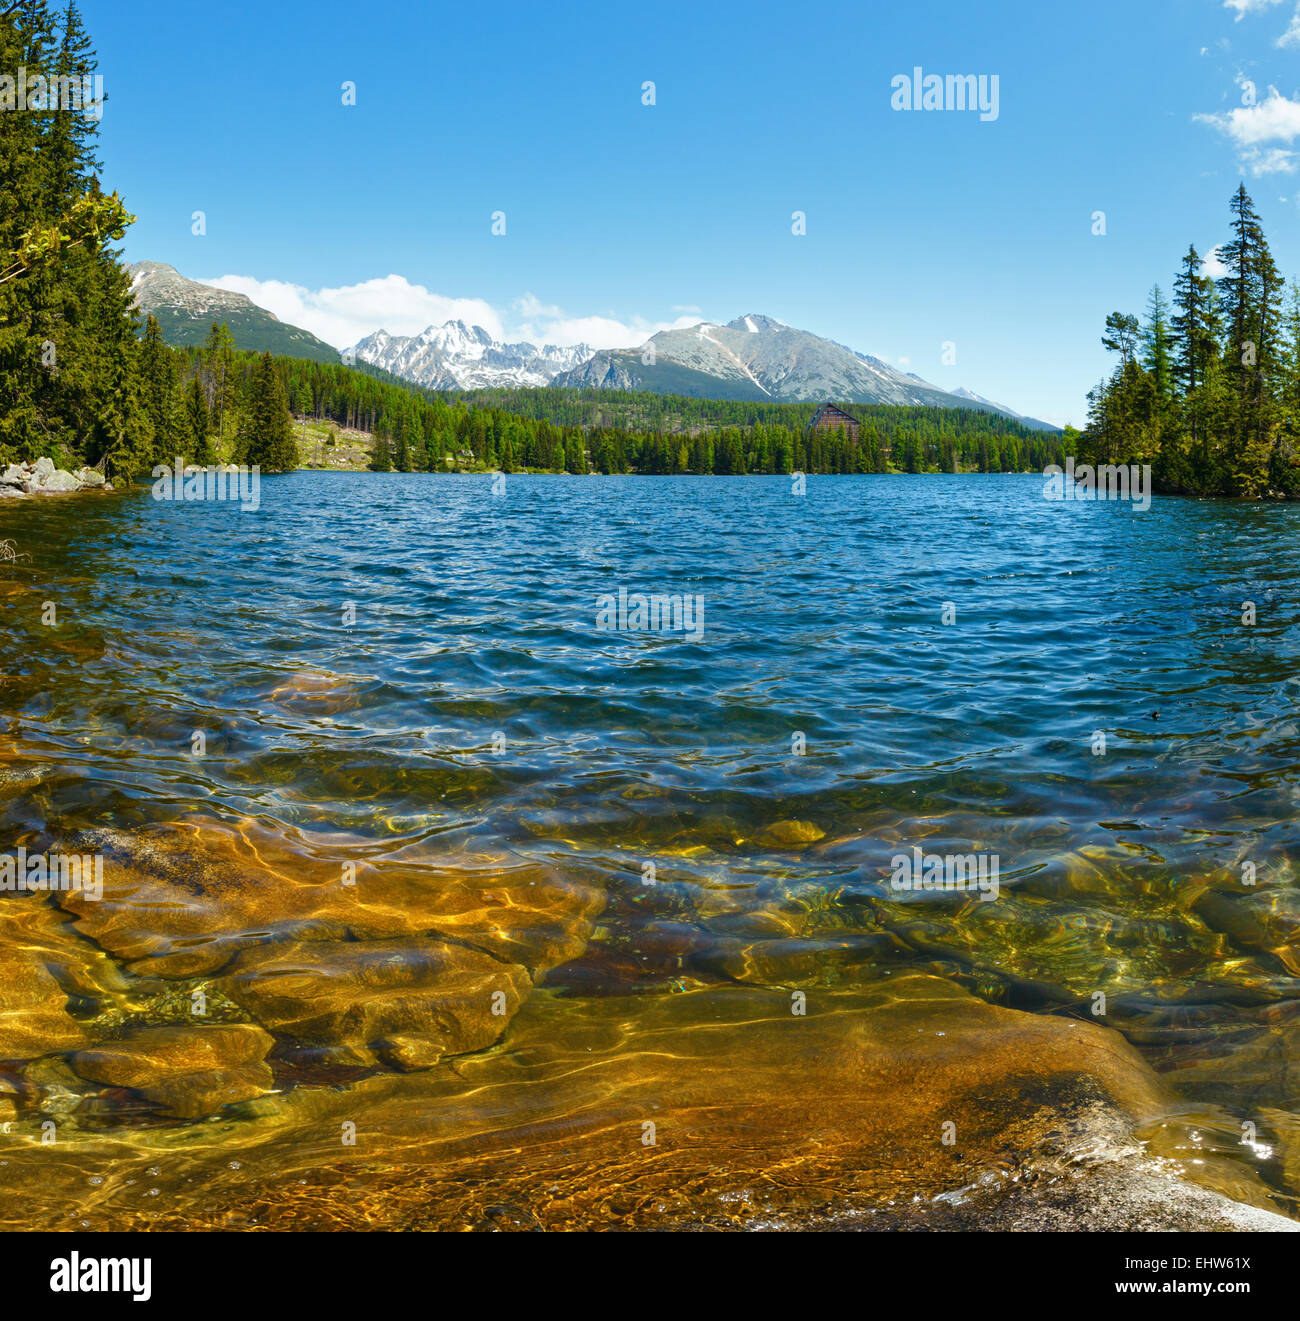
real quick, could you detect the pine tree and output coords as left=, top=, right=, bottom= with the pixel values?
left=95, top=344, right=154, bottom=482
left=0, top=1, right=140, bottom=469
left=203, top=320, right=236, bottom=444
left=46, top=2, right=98, bottom=206
left=369, top=429, right=393, bottom=472
left=184, top=374, right=212, bottom=463
left=1142, top=285, right=1174, bottom=403
left=140, top=313, right=178, bottom=462
left=1101, top=312, right=1141, bottom=364
left=1171, top=245, right=1220, bottom=396
left=236, top=351, right=296, bottom=472
left=1217, top=185, right=1284, bottom=487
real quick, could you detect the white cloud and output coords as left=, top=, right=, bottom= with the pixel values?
left=1245, top=145, right=1299, bottom=172
left=1196, top=87, right=1300, bottom=144
left=513, top=292, right=564, bottom=321
left=1202, top=246, right=1229, bottom=278
left=197, top=273, right=703, bottom=351
left=1278, top=3, right=1300, bottom=44
left=511, top=309, right=701, bottom=348
left=508, top=293, right=701, bottom=347
left=1196, top=88, right=1300, bottom=172
left=1224, top=0, right=1283, bottom=18
left=201, top=274, right=504, bottom=348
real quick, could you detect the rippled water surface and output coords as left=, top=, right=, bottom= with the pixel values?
left=2, top=472, right=1299, bottom=1228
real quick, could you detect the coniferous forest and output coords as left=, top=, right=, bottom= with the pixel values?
left=1081, top=186, right=1300, bottom=497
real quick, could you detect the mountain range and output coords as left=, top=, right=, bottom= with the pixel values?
left=346, top=323, right=594, bottom=391
left=131, top=262, right=1058, bottom=430
left=353, top=314, right=1057, bottom=430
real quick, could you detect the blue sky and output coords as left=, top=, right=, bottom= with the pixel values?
left=87, top=0, right=1300, bottom=426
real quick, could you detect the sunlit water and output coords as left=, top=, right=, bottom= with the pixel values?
left=1, top=472, right=1299, bottom=1228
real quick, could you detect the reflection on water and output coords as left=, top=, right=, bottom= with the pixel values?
left=1, top=473, right=1299, bottom=1228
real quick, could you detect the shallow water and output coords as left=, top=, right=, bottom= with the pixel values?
left=1, top=472, right=1299, bottom=1228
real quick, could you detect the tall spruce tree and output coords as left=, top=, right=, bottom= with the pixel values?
left=202, top=320, right=236, bottom=444
left=1171, top=244, right=1220, bottom=396
left=184, top=373, right=213, bottom=464
left=0, top=0, right=144, bottom=473
left=1142, top=285, right=1174, bottom=404
left=1217, top=185, right=1283, bottom=488
left=237, top=351, right=296, bottom=472
left=140, top=313, right=178, bottom=462
left=369, top=428, right=393, bottom=472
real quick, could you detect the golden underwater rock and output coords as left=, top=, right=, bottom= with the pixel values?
left=57, top=817, right=604, bottom=980
left=70, top=1024, right=274, bottom=1120
left=0, top=900, right=96, bottom=1061
left=0, top=973, right=1294, bottom=1231
left=219, top=937, right=532, bottom=1071
left=754, top=819, right=826, bottom=849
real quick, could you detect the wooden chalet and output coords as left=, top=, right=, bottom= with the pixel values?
left=807, top=402, right=861, bottom=442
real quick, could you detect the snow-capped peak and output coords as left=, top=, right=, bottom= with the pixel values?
left=346, top=319, right=594, bottom=391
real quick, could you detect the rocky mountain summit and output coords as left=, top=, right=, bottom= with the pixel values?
left=553, top=314, right=1058, bottom=428
left=128, top=262, right=342, bottom=363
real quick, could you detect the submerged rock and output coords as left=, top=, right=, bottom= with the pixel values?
left=59, top=819, right=604, bottom=980
left=0, top=902, right=93, bottom=1060
left=0, top=973, right=1293, bottom=1231
left=266, top=669, right=362, bottom=716
left=754, top=819, right=826, bottom=848
left=219, top=937, right=531, bottom=1071
left=70, top=1024, right=274, bottom=1119
left=1194, top=886, right=1300, bottom=975
left=822, top=1160, right=1299, bottom=1231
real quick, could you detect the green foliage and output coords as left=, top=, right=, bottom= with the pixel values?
left=160, top=345, right=1064, bottom=478
left=184, top=374, right=213, bottom=464
left=1084, top=185, right=1299, bottom=498
left=236, top=351, right=296, bottom=472
left=0, top=1, right=150, bottom=473
left=369, top=429, right=392, bottom=472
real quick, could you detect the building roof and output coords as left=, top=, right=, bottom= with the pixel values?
left=809, top=402, right=862, bottom=427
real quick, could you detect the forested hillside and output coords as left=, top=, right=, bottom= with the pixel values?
left=215, top=349, right=1069, bottom=475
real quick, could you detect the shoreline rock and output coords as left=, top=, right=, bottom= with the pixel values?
left=0, top=457, right=114, bottom=496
